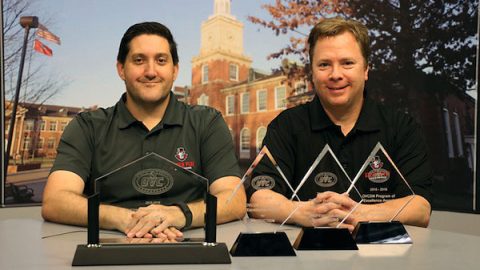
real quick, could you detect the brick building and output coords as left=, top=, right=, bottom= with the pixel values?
left=4, top=102, right=91, bottom=162
left=188, top=0, right=310, bottom=161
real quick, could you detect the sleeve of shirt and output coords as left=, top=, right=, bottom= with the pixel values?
left=246, top=114, right=297, bottom=199
left=393, top=113, right=433, bottom=204
left=200, top=112, right=241, bottom=184
left=50, top=114, right=94, bottom=182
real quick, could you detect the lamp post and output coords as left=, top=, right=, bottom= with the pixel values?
left=4, top=16, right=39, bottom=178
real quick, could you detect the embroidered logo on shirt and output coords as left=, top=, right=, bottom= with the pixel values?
left=364, top=156, right=390, bottom=183
left=314, top=172, right=338, bottom=187
left=175, top=147, right=188, bottom=162
left=132, top=168, right=174, bottom=195
left=251, top=175, right=276, bottom=190
left=174, top=147, right=196, bottom=169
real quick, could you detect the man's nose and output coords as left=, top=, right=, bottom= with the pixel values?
left=144, top=61, right=156, bottom=79
left=329, top=65, right=343, bottom=81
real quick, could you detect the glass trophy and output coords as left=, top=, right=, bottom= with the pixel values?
left=227, top=146, right=296, bottom=256
left=72, top=152, right=231, bottom=266
left=290, top=144, right=362, bottom=250
left=351, top=142, right=415, bottom=244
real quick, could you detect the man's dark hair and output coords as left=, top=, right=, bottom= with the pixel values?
left=117, top=22, right=179, bottom=65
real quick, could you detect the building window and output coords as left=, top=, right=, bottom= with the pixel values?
left=60, top=121, right=68, bottom=131
left=229, top=63, right=238, bottom=81
left=442, top=108, right=454, bottom=158
left=275, top=86, right=287, bottom=109
left=49, top=121, right=57, bottom=131
left=256, top=126, right=267, bottom=153
left=47, top=138, right=56, bottom=149
left=23, top=137, right=31, bottom=150
left=452, top=112, right=464, bottom=157
left=39, top=120, right=46, bottom=131
left=37, top=138, right=44, bottom=149
left=197, top=93, right=209, bottom=106
left=25, top=120, right=34, bottom=131
left=240, top=128, right=250, bottom=159
left=202, top=64, right=209, bottom=84
left=226, top=95, right=235, bottom=115
left=257, top=89, right=267, bottom=111
left=240, top=93, right=250, bottom=114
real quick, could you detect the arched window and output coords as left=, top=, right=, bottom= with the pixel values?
left=256, top=126, right=267, bottom=153
left=197, top=93, right=209, bottom=106
left=240, top=128, right=250, bottom=159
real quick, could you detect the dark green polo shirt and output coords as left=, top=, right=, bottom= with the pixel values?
left=249, top=96, right=432, bottom=204
left=52, top=93, right=240, bottom=208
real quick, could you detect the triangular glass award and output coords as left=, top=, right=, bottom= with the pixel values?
left=226, top=146, right=296, bottom=256
left=351, top=142, right=415, bottom=244
left=289, top=144, right=362, bottom=250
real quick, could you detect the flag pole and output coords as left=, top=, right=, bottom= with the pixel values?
left=4, top=16, right=39, bottom=179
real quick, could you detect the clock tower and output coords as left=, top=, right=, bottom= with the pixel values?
left=190, top=0, right=252, bottom=113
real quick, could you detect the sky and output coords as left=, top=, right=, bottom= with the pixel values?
left=12, top=0, right=297, bottom=108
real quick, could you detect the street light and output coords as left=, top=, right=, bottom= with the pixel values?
left=4, top=16, right=39, bottom=179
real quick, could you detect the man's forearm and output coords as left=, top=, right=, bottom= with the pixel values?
left=42, top=190, right=132, bottom=232
left=216, top=188, right=247, bottom=224
left=186, top=188, right=247, bottom=227
left=249, top=189, right=301, bottom=224
left=355, top=195, right=431, bottom=227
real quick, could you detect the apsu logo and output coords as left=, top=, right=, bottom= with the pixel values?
left=314, top=172, right=338, bottom=187
left=175, top=147, right=188, bottom=162
left=251, top=175, right=275, bottom=190
left=132, top=169, right=174, bottom=195
left=364, top=156, right=390, bottom=183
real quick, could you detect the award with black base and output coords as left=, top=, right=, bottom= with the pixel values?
left=351, top=142, right=415, bottom=244
left=72, top=152, right=231, bottom=266
left=291, top=144, right=362, bottom=250
left=228, top=146, right=296, bottom=256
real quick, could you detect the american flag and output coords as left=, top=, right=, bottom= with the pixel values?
left=33, top=39, right=53, bottom=56
left=36, top=24, right=61, bottom=45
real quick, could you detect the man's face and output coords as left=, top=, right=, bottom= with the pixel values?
left=117, top=34, right=178, bottom=106
left=311, top=31, right=368, bottom=113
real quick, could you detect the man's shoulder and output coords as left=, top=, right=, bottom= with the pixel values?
left=182, top=103, right=222, bottom=121
left=365, top=98, right=418, bottom=129
left=68, top=105, right=117, bottom=133
left=270, top=101, right=311, bottom=127
left=75, top=104, right=116, bottom=122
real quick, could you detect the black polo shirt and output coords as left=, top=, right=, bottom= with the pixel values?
left=250, top=96, right=432, bottom=204
left=51, top=93, right=240, bottom=208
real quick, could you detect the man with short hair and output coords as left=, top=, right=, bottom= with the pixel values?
left=248, top=18, right=432, bottom=231
left=42, top=22, right=246, bottom=241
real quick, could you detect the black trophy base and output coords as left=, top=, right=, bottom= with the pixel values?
left=353, top=221, right=412, bottom=244
left=72, top=242, right=231, bottom=266
left=230, top=232, right=296, bottom=256
left=293, top=227, right=358, bottom=250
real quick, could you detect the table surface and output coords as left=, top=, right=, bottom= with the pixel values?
left=1, top=206, right=480, bottom=270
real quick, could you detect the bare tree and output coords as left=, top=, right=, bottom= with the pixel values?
left=3, top=0, right=68, bottom=107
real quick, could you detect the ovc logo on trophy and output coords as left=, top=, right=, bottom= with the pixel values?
left=314, top=172, right=338, bottom=187
left=132, top=168, right=174, bottom=195
left=251, top=175, right=276, bottom=190
left=365, top=156, right=390, bottom=183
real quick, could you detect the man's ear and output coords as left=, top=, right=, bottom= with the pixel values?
left=116, top=61, right=125, bottom=81
left=364, top=65, right=369, bottom=81
left=173, top=64, right=179, bottom=81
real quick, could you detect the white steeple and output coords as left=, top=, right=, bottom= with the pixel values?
left=214, top=0, right=231, bottom=15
